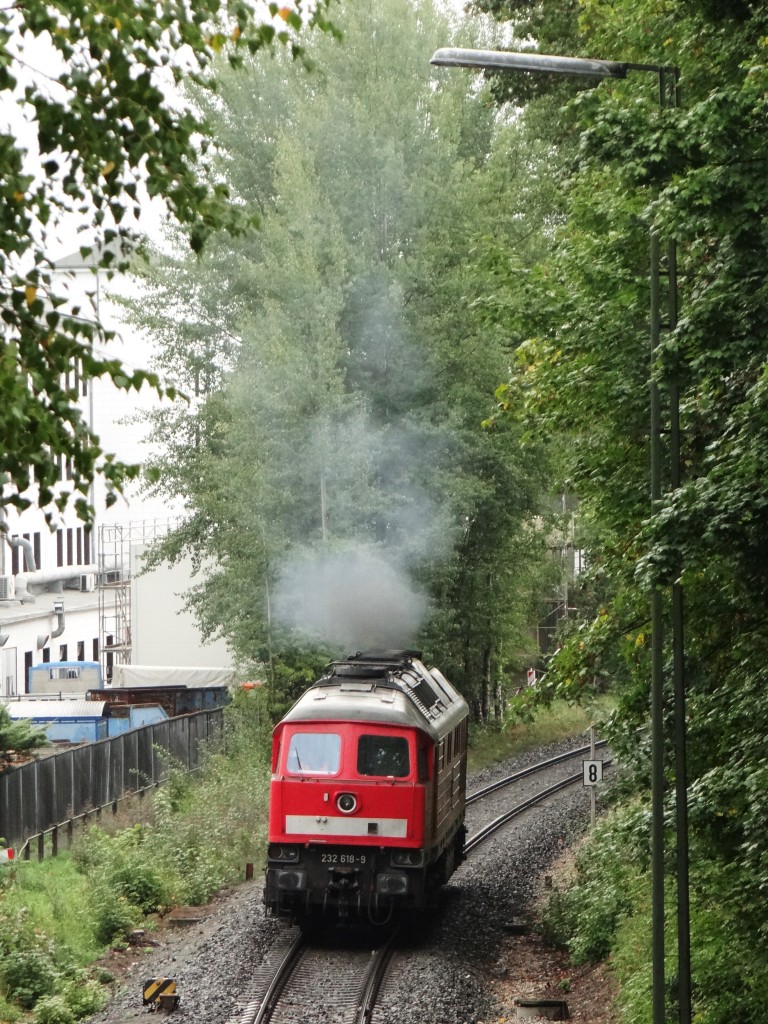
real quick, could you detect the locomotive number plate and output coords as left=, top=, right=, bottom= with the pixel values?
left=321, top=853, right=367, bottom=865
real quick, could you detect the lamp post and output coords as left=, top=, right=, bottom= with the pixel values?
left=431, top=47, right=688, bottom=1024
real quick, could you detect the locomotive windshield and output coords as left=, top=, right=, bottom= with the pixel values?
left=286, top=732, right=341, bottom=775
left=357, top=734, right=410, bottom=777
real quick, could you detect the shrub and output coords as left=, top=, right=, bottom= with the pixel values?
left=107, top=860, right=169, bottom=913
left=0, top=947, right=59, bottom=1009
left=31, top=995, right=76, bottom=1024
left=540, top=804, right=646, bottom=964
left=60, top=975, right=108, bottom=1018
left=89, top=889, right=140, bottom=947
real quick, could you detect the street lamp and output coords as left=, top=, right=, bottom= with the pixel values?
left=431, top=47, right=688, bottom=1024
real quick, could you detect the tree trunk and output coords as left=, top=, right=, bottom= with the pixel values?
left=481, top=643, right=491, bottom=721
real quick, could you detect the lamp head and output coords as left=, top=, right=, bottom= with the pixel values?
left=430, top=48, right=627, bottom=80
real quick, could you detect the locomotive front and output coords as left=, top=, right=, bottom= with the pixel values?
left=264, top=650, right=468, bottom=922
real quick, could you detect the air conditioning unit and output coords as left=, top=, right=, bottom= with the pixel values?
left=79, top=574, right=96, bottom=592
left=100, top=569, right=124, bottom=585
left=0, top=576, right=15, bottom=601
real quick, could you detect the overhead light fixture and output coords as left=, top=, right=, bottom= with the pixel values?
left=430, top=47, right=628, bottom=79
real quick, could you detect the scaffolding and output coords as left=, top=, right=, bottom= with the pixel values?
left=97, top=519, right=176, bottom=682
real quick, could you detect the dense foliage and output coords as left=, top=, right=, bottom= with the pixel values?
left=0, top=0, right=335, bottom=522
left=464, top=0, right=768, bottom=1019
left=0, top=704, right=46, bottom=766
left=125, top=0, right=558, bottom=718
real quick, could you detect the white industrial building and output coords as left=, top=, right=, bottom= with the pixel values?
left=0, top=255, right=233, bottom=697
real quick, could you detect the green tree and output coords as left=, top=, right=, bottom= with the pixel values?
left=0, top=704, right=45, bottom=765
left=0, top=0, right=335, bottom=524
left=473, top=0, right=768, bottom=1015
left=125, top=0, right=558, bottom=717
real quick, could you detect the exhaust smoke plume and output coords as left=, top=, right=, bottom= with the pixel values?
left=273, top=546, right=430, bottom=651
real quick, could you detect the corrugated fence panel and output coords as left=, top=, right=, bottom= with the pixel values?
left=39, top=758, right=57, bottom=835
left=137, top=726, right=154, bottom=786
left=124, top=730, right=140, bottom=794
left=0, top=767, right=23, bottom=845
left=56, top=751, right=74, bottom=822
left=74, top=745, right=93, bottom=815
left=153, top=721, right=170, bottom=782
left=91, top=742, right=109, bottom=808
left=171, top=716, right=190, bottom=768
left=0, top=708, right=224, bottom=850
left=22, top=762, right=38, bottom=837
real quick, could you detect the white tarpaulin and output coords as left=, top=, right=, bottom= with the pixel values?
left=111, top=664, right=234, bottom=688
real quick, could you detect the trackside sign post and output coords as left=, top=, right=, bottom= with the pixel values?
left=582, top=726, right=603, bottom=826
left=582, top=760, right=603, bottom=786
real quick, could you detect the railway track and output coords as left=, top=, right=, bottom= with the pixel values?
left=228, top=741, right=609, bottom=1024
left=465, top=740, right=611, bottom=852
left=466, top=740, right=608, bottom=806
left=229, top=928, right=398, bottom=1024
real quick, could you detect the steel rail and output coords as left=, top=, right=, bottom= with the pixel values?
left=250, top=931, right=306, bottom=1024
left=465, top=760, right=613, bottom=855
left=466, top=740, right=608, bottom=806
left=354, top=929, right=400, bottom=1024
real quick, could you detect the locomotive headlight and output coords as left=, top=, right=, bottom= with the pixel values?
left=267, top=843, right=300, bottom=863
left=391, top=849, right=424, bottom=868
left=336, top=792, right=358, bottom=814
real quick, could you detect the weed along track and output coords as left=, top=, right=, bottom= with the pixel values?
left=227, top=928, right=398, bottom=1024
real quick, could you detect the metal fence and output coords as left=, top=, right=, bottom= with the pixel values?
left=0, top=708, right=224, bottom=857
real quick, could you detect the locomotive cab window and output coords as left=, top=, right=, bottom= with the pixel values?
left=357, top=734, right=410, bottom=778
left=286, top=732, right=341, bottom=775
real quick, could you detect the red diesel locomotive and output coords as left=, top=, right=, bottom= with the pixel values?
left=263, top=650, right=469, bottom=922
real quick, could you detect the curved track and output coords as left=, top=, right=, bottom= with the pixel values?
left=465, top=741, right=611, bottom=853
left=466, top=740, right=608, bottom=806
left=229, top=741, right=609, bottom=1024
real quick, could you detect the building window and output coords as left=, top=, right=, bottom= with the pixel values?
left=56, top=530, right=64, bottom=567
left=10, top=533, right=39, bottom=574
left=77, top=641, right=84, bottom=661
left=84, top=528, right=91, bottom=565
left=92, top=638, right=99, bottom=662
left=33, top=532, right=41, bottom=569
left=42, top=647, right=50, bottom=663
left=24, top=651, right=33, bottom=693
left=59, top=644, right=67, bottom=661
left=66, top=529, right=73, bottom=566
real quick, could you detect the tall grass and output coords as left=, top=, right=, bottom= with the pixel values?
left=467, top=696, right=615, bottom=773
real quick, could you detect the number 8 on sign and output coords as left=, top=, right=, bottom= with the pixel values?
left=582, top=760, right=603, bottom=786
